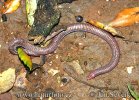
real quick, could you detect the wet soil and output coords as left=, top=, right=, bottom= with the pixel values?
left=0, top=0, right=139, bottom=100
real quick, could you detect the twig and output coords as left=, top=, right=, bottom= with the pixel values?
left=44, top=29, right=66, bottom=42
left=114, top=34, right=139, bottom=44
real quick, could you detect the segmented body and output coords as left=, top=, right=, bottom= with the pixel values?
left=8, top=23, right=120, bottom=79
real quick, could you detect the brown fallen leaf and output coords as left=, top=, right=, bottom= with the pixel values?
left=87, top=19, right=118, bottom=35
left=1, top=0, right=21, bottom=14
left=108, top=7, right=139, bottom=27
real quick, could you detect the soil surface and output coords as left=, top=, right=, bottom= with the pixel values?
left=0, top=0, right=139, bottom=100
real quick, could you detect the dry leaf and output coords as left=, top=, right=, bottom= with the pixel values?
left=109, top=7, right=139, bottom=27
left=88, top=20, right=105, bottom=29
left=0, top=68, right=15, bottom=94
left=48, top=69, right=60, bottom=76
left=26, top=0, right=38, bottom=26
left=87, top=20, right=118, bottom=35
left=1, top=0, right=21, bottom=14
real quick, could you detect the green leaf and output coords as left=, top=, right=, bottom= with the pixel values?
left=128, top=84, right=139, bottom=100
left=26, top=0, right=38, bottom=26
left=17, top=48, right=32, bottom=72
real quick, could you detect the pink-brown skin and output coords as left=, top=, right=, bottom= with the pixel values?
left=8, top=23, right=120, bottom=80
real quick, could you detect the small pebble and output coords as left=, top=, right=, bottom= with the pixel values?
left=57, top=5, right=63, bottom=8
left=75, top=15, right=83, bottom=22
left=1, top=14, right=7, bottom=22
left=127, top=66, right=133, bottom=74
left=79, top=42, right=83, bottom=46
left=11, top=32, right=13, bottom=34
left=97, top=10, right=101, bottom=15
left=61, top=77, right=68, bottom=83
left=84, top=61, right=87, bottom=66
left=56, top=55, right=59, bottom=59
left=34, top=72, right=37, bottom=76
left=61, top=76, right=71, bottom=86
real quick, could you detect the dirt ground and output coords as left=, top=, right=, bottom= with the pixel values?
left=0, top=0, right=139, bottom=100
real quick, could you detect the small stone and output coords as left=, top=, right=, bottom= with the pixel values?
left=84, top=61, right=87, bottom=66
left=97, top=10, right=101, bottom=15
left=56, top=55, right=59, bottom=59
left=34, top=72, right=37, bottom=76
left=11, top=32, right=13, bottom=34
left=127, top=66, right=134, bottom=74
left=75, top=15, right=83, bottom=22
left=79, top=42, right=83, bottom=46
left=57, top=5, right=63, bottom=8
left=48, top=69, right=60, bottom=76
left=1, top=14, right=7, bottom=22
